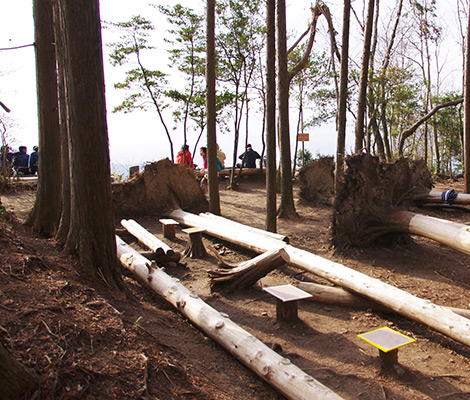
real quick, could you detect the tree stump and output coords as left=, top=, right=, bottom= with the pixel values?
left=182, top=227, right=207, bottom=259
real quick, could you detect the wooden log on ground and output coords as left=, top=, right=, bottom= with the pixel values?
left=194, top=168, right=265, bottom=178
left=116, top=236, right=343, bottom=400
left=121, top=219, right=174, bottom=256
left=200, top=212, right=289, bottom=243
left=297, top=282, right=470, bottom=319
left=169, top=209, right=470, bottom=349
left=208, top=248, right=289, bottom=289
left=139, top=250, right=181, bottom=264
left=384, top=211, right=470, bottom=255
left=424, top=190, right=470, bottom=205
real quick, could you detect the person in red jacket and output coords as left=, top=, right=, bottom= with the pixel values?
left=175, top=144, right=192, bottom=169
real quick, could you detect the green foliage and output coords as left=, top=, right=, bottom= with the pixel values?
left=295, top=149, right=314, bottom=168
left=107, top=16, right=168, bottom=115
left=431, top=92, right=463, bottom=175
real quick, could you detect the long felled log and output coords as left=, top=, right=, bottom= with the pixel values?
left=116, top=236, right=343, bottom=400
left=199, top=212, right=289, bottom=243
left=208, top=248, right=289, bottom=289
left=298, top=282, right=470, bottom=319
left=121, top=219, right=174, bottom=256
left=169, top=209, right=470, bottom=348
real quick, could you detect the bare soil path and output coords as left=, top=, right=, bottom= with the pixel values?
left=1, top=177, right=470, bottom=399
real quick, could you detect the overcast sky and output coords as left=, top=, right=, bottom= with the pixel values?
left=0, top=0, right=463, bottom=174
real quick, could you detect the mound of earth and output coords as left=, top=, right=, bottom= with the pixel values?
left=333, top=154, right=432, bottom=247
left=112, top=159, right=208, bottom=217
left=298, top=156, right=334, bottom=205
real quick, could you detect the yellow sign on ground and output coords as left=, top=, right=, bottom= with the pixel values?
left=357, top=327, right=415, bottom=353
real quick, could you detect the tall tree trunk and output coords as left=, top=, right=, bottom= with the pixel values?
left=265, top=0, right=277, bottom=233
left=354, top=0, right=375, bottom=153
left=276, top=0, right=297, bottom=219
left=464, top=0, right=470, bottom=192
left=27, top=0, right=62, bottom=236
left=334, top=0, right=351, bottom=199
left=52, top=0, right=71, bottom=244
left=206, top=0, right=220, bottom=215
left=58, top=0, right=124, bottom=290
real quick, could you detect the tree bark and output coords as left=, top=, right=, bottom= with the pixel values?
left=465, top=1, right=470, bottom=193
left=206, top=0, right=220, bottom=214
left=58, top=0, right=124, bottom=290
left=28, top=0, right=62, bottom=236
left=116, top=237, right=343, bottom=400
left=354, top=0, right=375, bottom=152
left=0, top=340, right=39, bottom=400
left=333, top=0, right=350, bottom=221
left=276, top=0, right=297, bottom=219
left=265, top=0, right=277, bottom=233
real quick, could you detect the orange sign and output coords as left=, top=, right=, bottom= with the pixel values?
left=297, top=133, right=309, bottom=142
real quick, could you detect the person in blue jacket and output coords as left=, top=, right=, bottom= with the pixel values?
left=13, top=146, right=30, bottom=175
left=29, top=146, right=39, bottom=175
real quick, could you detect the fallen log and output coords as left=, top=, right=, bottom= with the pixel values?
left=169, top=209, right=470, bottom=348
left=116, top=236, right=343, bottom=400
left=424, top=190, right=470, bottom=205
left=199, top=212, right=289, bottom=243
left=297, top=282, right=470, bottom=319
left=208, top=248, right=289, bottom=290
left=121, top=219, right=174, bottom=257
left=194, top=167, right=265, bottom=178
left=384, top=211, right=470, bottom=255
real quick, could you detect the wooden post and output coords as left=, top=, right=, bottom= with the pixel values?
left=159, top=218, right=179, bottom=240
left=129, top=165, right=139, bottom=178
left=182, top=227, right=207, bottom=259
left=276, top=299, right=299, bottom=323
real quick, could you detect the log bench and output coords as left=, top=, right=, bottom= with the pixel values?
left=358, top=327, right=415, bottom=374
left=263, top=284, right=312, bottom=323
left=159, top=218, right=179, bottom=240
left=182, top=227, right=207, bottom=259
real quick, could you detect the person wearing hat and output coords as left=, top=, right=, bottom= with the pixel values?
left=238, top=144, right=260, bottom=168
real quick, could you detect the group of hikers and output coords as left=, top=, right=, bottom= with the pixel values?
left=175, top=143, right=261, bottom=171
left=0, top=145, right=39, bottom=176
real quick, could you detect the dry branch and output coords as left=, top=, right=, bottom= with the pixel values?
left=116, top=236, right=343, bottom=400
left=208, top=248, right=289, bottom=290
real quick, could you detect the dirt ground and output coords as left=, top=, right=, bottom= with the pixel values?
left=2, top=176, right=470, bottom=399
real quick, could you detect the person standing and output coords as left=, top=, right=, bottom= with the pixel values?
left=13, top=146, right=30, bottom=175
left=29, top=146, right=39, bottom=175
left=239, top=144, right=261, bottom=168
left=175, top=144, right=192, bottom=169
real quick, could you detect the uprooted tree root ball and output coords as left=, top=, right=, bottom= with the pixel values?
left=332, top=154, right=432, bottom=248
left=298, top=156, right=335, bottom=205
left=112, top=159, right=209, bottom=218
